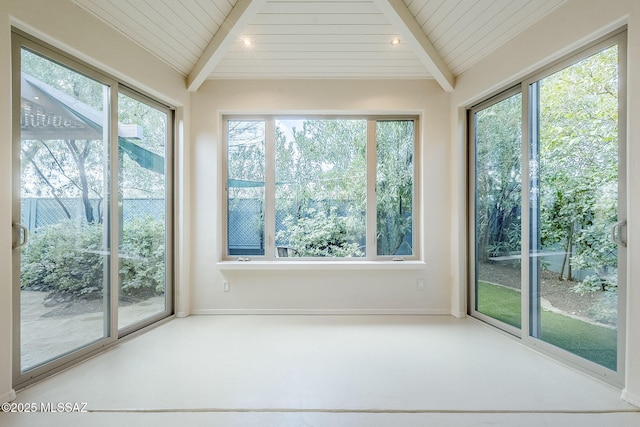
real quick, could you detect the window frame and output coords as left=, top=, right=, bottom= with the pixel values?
left=222, top=114, right=420, bottom=262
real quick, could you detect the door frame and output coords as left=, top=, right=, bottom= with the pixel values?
left=468, top=29, right=627, bottom=387
left=520, top=30, right=627, bottom=386
left=11, top=30, right=175, bottom=389
left=467, top=85, right=523, bottom=338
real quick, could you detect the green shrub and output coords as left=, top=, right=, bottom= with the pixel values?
left=21, top=218, right=165, bottom=299
left=572, top=273, right=617, bottom=295
left=21, top=221, right=104, bottom=297
left=277, top=207, right=363, bottom=257
left=119, top=217, right=166, bottom=296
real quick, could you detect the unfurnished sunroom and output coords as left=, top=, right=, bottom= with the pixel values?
left=2, top=0, right=640, bottom=422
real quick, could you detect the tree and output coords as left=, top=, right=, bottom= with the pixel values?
left=20, top=49, right=169, bottom=300
left=21, top=50, right=168, bottom=226
left=227, top=118, right=415, bottom=257
left=474, top=44, right=619, bottom=296
left=274, top=119, right=367, bottom=256
left=117, top=92, right=167, bottom=200
left=376, top=120, right=415, bottom=255
left=538, top=45, right=618, bottom=283
left=21, top=49, right=106, bottom=224
left=474, top=94, right=522, bottom=262
left=227, top=120, right=267, bottom=253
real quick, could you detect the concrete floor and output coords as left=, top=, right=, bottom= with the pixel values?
left=3, top=315, right=640, bottom=426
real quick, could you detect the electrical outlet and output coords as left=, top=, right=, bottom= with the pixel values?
left=223, top=281, right=230, bottom=292
left=417, top=279, right=425, bottom=291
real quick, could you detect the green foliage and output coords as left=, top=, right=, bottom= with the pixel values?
left=227, top=120, right=266, bottom=226
left=474, top=93, right=522, bottom=261
left=22, top=51, right=105, bottom=224
left=572, top=274, right=617, bottom=295
left=119, top=218, right=166, bottom=295
left=538, top=45, right=619, bottom=285
left=22, top=49, right=104, bottom=109
left=376, top=120, right=414, bottom=255
left=20, top=50, right=168, bottom=227
left=118, top=92, right=168, bottom=199
left=19, top=48, right=168, bottom=302
left=277, top=207, right=364, bottom=257
left=21, top=219, right=165, bottom=299
left=476, top=45, right=620, bottom=294
left=570, top=182, right=618, bottom=292
left=275, top=119, right=366, bottom=209
left=229, top=118, right=415, bottom=257
left=21, top=221, right=104, bottom=297
left=274, top=119, right=367, bottom=255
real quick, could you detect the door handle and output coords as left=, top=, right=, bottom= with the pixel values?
left=12, top=223, right=28, bottom=250
left=611, top=220, right=627, bottom=247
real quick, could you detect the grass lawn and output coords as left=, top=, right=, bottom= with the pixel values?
left=477, top=281, right=522, bottom=328
left=477, top=281, right=617, bottom=371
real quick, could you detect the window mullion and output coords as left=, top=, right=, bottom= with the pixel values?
left=265, top=118, right=276, bottom=260
left=108, top=82, right=119, bottom=340
left=366, top=119, right=377, bottom=260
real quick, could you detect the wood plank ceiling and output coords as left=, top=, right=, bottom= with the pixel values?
left=72, top=0, right=565, bottom=91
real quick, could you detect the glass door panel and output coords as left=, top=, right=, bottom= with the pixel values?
left=473, top=93, right=522, bottom=329
left=117, top=92, right=169, bottom=330
left=529, top=45, right=621, bottom=370
left=18, top=48, right=110, bottom=371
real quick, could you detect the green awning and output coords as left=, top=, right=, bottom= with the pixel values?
left=228, top=178, right=264, bottom=188
left=119, top=137, right=165, bottom=174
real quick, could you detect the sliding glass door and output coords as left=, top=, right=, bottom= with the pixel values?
left=470, top=31, right=626, bottom=382
left=528, top=41, right=625, bottom=372
left=12, top=34, right=173, bottom=386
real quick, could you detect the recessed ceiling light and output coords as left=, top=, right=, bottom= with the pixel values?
left=390, top=38, right=401, bottom=46
left=243, top=38, right=252, bottom=46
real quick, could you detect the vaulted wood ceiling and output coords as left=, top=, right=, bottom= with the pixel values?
left=72, top=0, right=565, bottom=92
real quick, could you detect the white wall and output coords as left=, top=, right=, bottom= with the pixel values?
left=0, top=0, right=190, bottom=401
left=190, top=79, right=452, bottom=314
left=450, top=0, right=640, bottom=405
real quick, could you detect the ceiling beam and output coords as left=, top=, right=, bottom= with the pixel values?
left=372, top=0, right=455, bottom=92
left=187, top=0, right=267, bottom=92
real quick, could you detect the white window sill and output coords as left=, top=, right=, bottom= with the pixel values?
left=217, top=260, right=426, bottom=271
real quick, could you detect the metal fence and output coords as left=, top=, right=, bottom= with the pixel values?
left=228, top=198, right=263, bottom=254
left=228, top=198, right=374, bottom=254
left=21, top=198, right=165, bottom=231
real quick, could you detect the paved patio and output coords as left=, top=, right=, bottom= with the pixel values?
left=20, top=291, right=164, bottom=371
